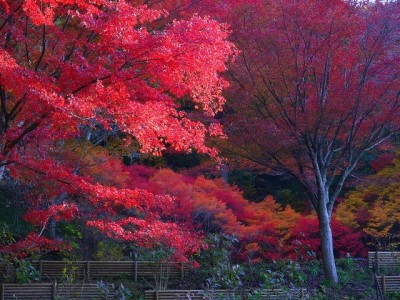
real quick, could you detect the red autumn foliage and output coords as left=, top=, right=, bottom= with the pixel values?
left=370, top=153, right=396, bottom=172
left=0, top=234, right=69, bottom=259
left=287, top=217, right=366, bottom=260
left=23, top=203, right=79, bottom=227
left=0, top=0, right=235, bottom=260
left=90, top=162, right=365, bottom=261
left=355, top=208, right=371, bottom=229
left=0, top=0, right=371, bottom=266
left=210, top=0, right=399, bottom=281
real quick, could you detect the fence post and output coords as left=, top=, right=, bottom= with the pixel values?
left=39, top=260, right=43, bottom=275
left=375, top=251, right=379, bottom=275
left=374, top=275, right=385, bottom=300
left=301, top=288, right=305, bottom=299
left=134, top=253, right=138, bottom=282
left=155, top=290, right=159, bottom=300
left=86, top=261, right=91, bottom=282
left=382, top=275, right=386, bottom=295
left=1, top=282, right=4, bottom=300
left=180, top=262, right=184, bottom=281
left=52, top=281, right=57, bottom=300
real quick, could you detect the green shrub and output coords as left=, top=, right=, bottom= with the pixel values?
left=94, top=241, right=125, bottom=261
left=15, top=259, right=40, bottom=283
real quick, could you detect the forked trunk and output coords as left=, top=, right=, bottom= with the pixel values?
left=318, top=200, right=338, bottom=283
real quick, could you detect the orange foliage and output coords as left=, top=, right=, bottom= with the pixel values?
left=87, top=161, right=363, bottom=261
left=336, top=153, right=400, bottom=250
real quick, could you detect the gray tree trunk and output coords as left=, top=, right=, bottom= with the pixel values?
left=0, top=165, right=5, bottom=181
left=49, top=217, right=56, bottom=239
left=318, top=193, right=338, bottom=283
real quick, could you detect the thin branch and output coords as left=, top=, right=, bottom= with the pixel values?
left=0, top=3, right=23, bottom=31
left=34, top=25, right=46, bottom=72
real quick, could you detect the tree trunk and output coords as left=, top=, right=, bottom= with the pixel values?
left=0, top=165, right=5, bottom=181
left=318, top=200, right=338, bottom=283
left=0, top=152, right=11, bottom=181
left=220, top=163, right=229, bottom=183
left=49, top=217, right=56, bottom=239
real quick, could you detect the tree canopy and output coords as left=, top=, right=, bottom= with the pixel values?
left=220, top=0, right=399, bottom=282
left=0, top=0, right=235, bottom=261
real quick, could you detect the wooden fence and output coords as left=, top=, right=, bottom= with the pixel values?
left=28, top=260, right=186, bottom=282
left=0, top=283, right=115, bottom=300
left=368, top=251, right=400, bottom=273
left=375, top=275, right=400, bottom=295
left=0, top=285, right=310, bottom=300
left=144, top=289, right=308, bottom=300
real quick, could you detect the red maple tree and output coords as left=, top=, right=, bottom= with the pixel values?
left=222, top=0, right=399, bottom=282
left=0, top=0, right=235, bottom=260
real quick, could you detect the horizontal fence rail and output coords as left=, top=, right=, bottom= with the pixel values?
left=368, top=251, right=400, bottom=273
left=144, top=289, right=308, bottom=300
left=1, top=283, right=116, bottom=300
left=28, top=260, right=186, bottom=282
